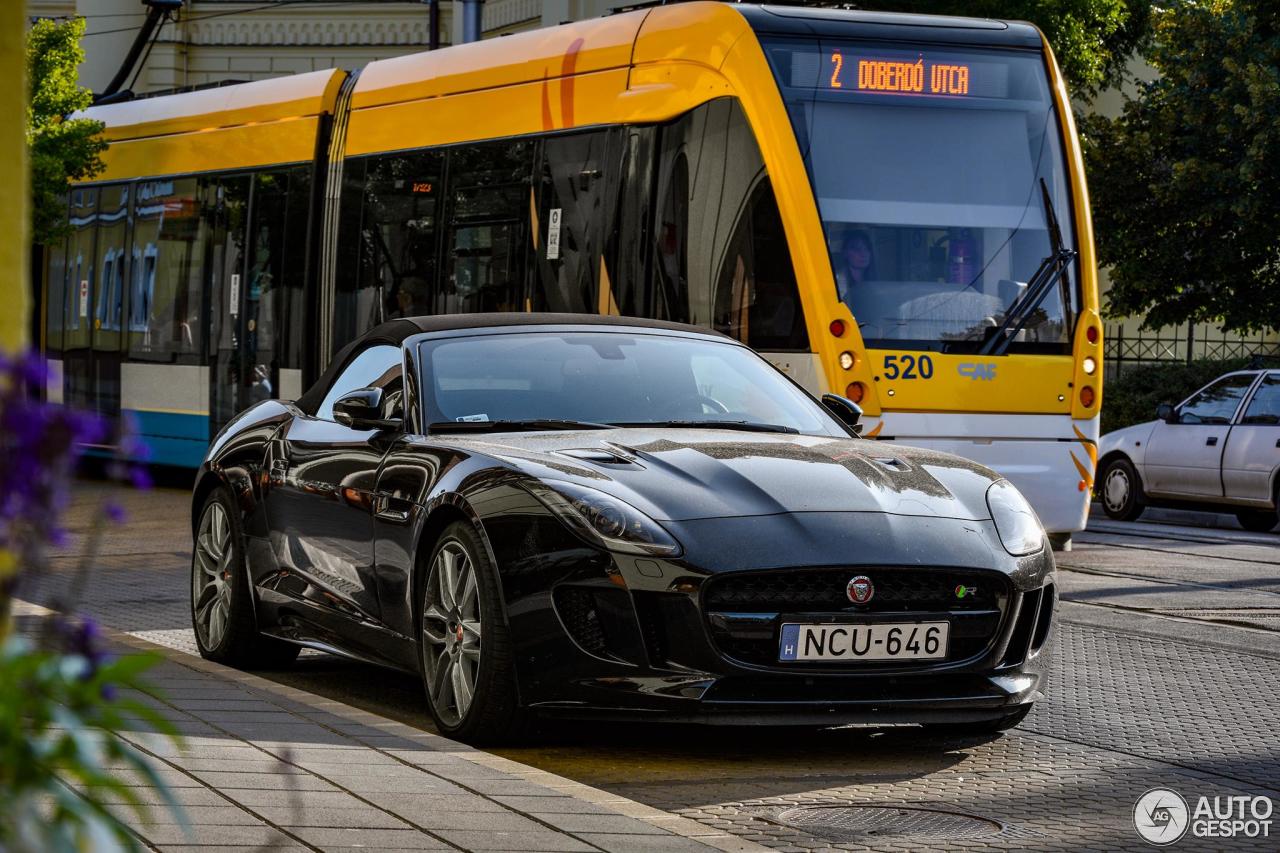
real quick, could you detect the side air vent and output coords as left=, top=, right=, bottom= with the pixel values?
left=554, top=587, right=608, bottom=657
left=1029, top=583, right=1055, bottom=653
left=552, top=584, right=646, bottom=665
left=999, top=586, right=1044, bottom=668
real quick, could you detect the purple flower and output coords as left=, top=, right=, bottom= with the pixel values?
left=103, top=501, right=127, bottom=525
left=130, top=465, right=153, bottom=491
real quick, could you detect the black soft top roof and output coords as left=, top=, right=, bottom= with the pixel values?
left=295, top=313, right=727, bottom=414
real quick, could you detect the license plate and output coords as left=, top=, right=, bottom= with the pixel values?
left=779, top=622, right=949, bottom=662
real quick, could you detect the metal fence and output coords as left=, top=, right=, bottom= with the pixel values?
left=1104, top=324, right=1280, bottom=378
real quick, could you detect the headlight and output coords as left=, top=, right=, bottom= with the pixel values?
left=524, top=480, right=681, bottom=556
left=986, top=479, right=1044, bottom=556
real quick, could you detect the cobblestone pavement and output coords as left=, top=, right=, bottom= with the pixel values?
left=22, top=484, right=1280, bottom=851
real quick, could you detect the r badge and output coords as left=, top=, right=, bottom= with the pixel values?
left=846, top=575, right=874, bottom=604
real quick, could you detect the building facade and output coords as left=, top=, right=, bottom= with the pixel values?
left=27, top=1, right=635, bottom=96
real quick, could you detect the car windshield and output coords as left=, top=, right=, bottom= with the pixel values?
left=418, top=331, right=845, bottom=435
left=764, top=39, right=1078, bottom=354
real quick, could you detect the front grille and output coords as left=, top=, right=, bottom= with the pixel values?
left=703, top=568, right=1011, bottom=669
left=705, top=568, right=1004, bottom=613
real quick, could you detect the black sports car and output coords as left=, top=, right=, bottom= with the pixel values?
left=191, top=314, right=1055, bottom=742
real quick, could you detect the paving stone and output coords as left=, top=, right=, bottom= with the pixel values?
left=252, top=805, right=414, bottom=829
left=575, top=833, right=717, bottom=852
left=432, top=829, right=595, bottom=851
left=187, top=771, right=339, bottom=791
left=363, top=792, right=511, bottom=814
left=135, top=824, right=294, bottom=846
left=287, top=826, right=455, bottom=849
left=533, top=812, right=670, bottom=835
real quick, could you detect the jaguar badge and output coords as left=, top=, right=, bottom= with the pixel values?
left=847, top=575, right=874, bottom=604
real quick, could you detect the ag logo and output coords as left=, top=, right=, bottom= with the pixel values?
left=846, top=575, right=874, bottom=604
left=1134, top=788, right=1189, bottom=845
left=958, top=362, right=997, bottom=381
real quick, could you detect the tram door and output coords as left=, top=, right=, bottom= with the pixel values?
left=209, top=176, right=252, bottom=434
left=62, top=188, right=100, bottom=414
left=209, top=173, right=292, bottom=435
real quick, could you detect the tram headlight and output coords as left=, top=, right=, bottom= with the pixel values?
left=1082, top=356, right=1096, bottom=375
left=839, top=351, right=855, bottom=370
left=986, top=480, right=1044, bottom=556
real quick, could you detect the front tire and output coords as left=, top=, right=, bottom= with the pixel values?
left=418, top=520, right=525, bottom=744
left=191, top=488, right=299, bottom=668
left=1100, top=457, right=1145, bottom=521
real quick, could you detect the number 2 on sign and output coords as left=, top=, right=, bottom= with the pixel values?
left=830, top=52, right=844, bottom=88
left=883, top=354, right=934, bottom=380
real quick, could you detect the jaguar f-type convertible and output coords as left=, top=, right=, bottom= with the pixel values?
left=191, top=314, right=1056, bottom=742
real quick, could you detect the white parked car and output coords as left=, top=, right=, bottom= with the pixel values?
left=1098, top=368, right=1280, bottom=531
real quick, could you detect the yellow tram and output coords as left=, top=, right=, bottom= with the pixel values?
left=44, top=2, right=1100, bottom=542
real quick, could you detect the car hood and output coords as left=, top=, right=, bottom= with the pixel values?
left=443, top=429, right=1000, bottom=522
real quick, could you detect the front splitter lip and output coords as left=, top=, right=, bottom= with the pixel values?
left=528, top=674, right=1044, bottom=726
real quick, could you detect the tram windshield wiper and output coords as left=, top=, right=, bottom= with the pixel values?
left=428, top=419, right=613, bottom=433
left=979, top=179, right=1078, bottom=357
left=609, top=420, right=800, bottom=434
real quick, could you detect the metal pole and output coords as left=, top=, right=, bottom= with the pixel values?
left=1186, top=322, right=1194, bottom=364
left=427, top=0, right=440, bottom=50
left=461, top=0, right=483, bottom=43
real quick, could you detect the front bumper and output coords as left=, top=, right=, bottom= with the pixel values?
left=491, top=510, right=1057, bottom=725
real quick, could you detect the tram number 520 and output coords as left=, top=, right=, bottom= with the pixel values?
left=882, top=354, right=934, bottom=380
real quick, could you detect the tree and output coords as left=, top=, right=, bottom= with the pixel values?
left=872, top=1, right=1153, bottom=97
left=27, top=17, right=105, bottom=246
left=1082, top=0, right=1280, bottom=333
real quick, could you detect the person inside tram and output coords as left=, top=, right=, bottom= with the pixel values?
left=834, top=229, right=876, bottom=304
left=389, top=276, right=427, bottom=319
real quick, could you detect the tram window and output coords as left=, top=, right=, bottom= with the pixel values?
left=64, top=187, right=98, bottom=352
left=279, top=166, right=312, bottom=372
left=532, top=130, right=618, bottom=314
left=441, top=140, right=533, bottom=314
left=361, top=150, right=444, bottom=323
left=333, top=157, right=367, bottom=355
left=95, top=184, right=129, bottom=353
left=128, top=178, right=209, bottom=363
left=613, top=127, right=657, bottom=319
left=713, top=178, right=809, bottom=351
left=45, top=218, right=68, bottom=355
left=631, top=99, right=778, bottom=333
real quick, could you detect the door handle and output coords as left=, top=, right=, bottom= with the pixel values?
left=1206, top=436, right=1218, bottom=446
left=1275, top=438, right=1280, bottom=448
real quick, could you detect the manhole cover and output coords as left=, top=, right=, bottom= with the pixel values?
left=770, top=805, right=1003, bottom=842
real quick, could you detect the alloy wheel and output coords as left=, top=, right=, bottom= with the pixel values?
left=422, top=539, right=482, bottom=727
left=193, top=501, right=234, bottom=650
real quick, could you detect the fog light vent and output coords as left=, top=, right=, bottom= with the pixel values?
left=554, top=587, right=608, bottom=657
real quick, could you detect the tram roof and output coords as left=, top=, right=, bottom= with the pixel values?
left=79, top=69, right=346, bottom=142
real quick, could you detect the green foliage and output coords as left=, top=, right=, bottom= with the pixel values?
left=27, top=17, right=106, bottom=246
left=0, top=636, right=185, bottom=852
left=1083, top=0, right=1280, bottom=334
left=1102, top=358, right=1251, bottom=433
left=869, top=1, right=1153, bottom=96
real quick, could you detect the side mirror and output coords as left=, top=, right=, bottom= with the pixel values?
left=1155, top=402, right=1176, bottom=424
left=821, top=393, right=863, bottom=435
left=333, top=387, right=402, bottom=431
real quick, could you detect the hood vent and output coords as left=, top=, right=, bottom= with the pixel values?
left=558, top=446, right=638, bottom=466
